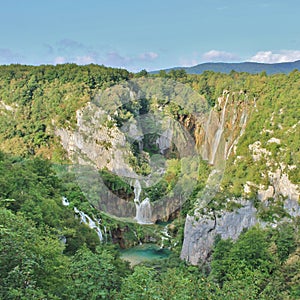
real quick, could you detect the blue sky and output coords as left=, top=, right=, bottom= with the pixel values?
left=1, top=0, right=300, bottom=71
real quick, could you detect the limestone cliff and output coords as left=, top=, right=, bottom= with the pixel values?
left=55, top=102, right=135, bottom=177
left=181, top=200, right=257, bottom=264
left=196, top=90, right=249, bottom=165
left=180, top=90, right=300, bottom=265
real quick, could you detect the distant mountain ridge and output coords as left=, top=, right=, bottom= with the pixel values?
left=153, top=60, right=300, bottom=75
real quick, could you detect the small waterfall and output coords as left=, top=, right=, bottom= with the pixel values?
left=59, top=236, right=67, bottom=244
left=74, top=206, right=104, bottom=242
left=133, top=179, right=153, bottom=224
left=160, top=225, right=171, bottom=249
left=134, top=179, right=142, bottom=203
left=104, top=226, right=108, bottom=243
left=210, top=94, right=229, bottom=165
left=133, top=230, right=143, bottom=245
left=62, top=196, right=70, bottom=206
left=62, top=197, right=104, bottom=242
left=202, top=109, right=213, bottom=160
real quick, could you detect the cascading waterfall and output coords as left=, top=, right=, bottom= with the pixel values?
left=202, top=109, right=213, bottom=161
left=226, top=109, right=248, bottom=159
left=160, top=225, right=171, bottom=249
left=133, top=179, right=153, bottom=224
left=62, top=196, right=70, bottom=206
left=74, top=207, right=104, bottom=241
left=210, top=93, right=229, bottom=165
left=62, top=196, right=103, bottom=242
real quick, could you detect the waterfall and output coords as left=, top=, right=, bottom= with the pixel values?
left=133, top=179, right=153, bottom=224
left=134, top=179, right=142, bottom=203
left=62, top=196, right=70, bottom=206
left=160, top=225, right=171, bottom=249
left=226, top=109, right=248, bottom=159
left=202, top=109, right=213, bottom=161
left=133, top=230, right=143, bottom=245
left=74, top=206, right=104, bottom=242
left=210, top=94, right=229, bottom=165
left=62, top=197, right=104, bottom=242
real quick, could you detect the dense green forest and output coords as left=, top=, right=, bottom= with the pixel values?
left=1, top=151, right=299, bottom=299
left=0, top=64, right=130, bottom=157
left=0, top=64, right=299, bottom=299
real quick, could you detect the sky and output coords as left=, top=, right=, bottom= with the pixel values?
left=1, top=0, right=300, bottom=71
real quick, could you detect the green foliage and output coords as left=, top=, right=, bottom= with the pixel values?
left=119, top=266, right=160, bottom=300
left=210, top=225, right=300, bottom=298
left=0, top=208, right=69, bottom=299
left=0, top=64, right=130, bottom=157
left=144, top=159, right=181, bottom=202
left=66, top=246, right=130, bottom=299
left=274, top=223, right=297, bottom=263
left=135, top=69, right=149, bottom=77
left=0, top=65, right=300, bottom=299
left=0, top=152, right=101, bottom=255
left=100, top=168, right=133, bottom=200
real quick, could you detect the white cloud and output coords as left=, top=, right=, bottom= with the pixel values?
left=104, top=51, right=159, bottom=69
left=202, top=50, right=239, bottom=62
left=54, top=56, right=66, bottom=64
left=75, top=55, right=96, bottom=65
left=54, top=55, right=96, bottom=65
left=249, top=50, right=300, bottom=63
left=105, top=51, right=130, bottom=66
left=138, top=52, right=158, bottom=61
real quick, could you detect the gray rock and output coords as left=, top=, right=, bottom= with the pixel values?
left=180, top=201, right=257, bottom=265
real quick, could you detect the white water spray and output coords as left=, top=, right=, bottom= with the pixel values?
left=133, top=179, right=153, bottom=224
left=210, top=93, right=229, bottom=165
left=74, top=207, right=104, bottom=241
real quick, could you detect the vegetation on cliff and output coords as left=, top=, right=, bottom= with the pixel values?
left=0, top=64, right=299, bottom=298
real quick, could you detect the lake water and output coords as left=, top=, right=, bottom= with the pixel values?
left=120, top=244, right=171, bottom=266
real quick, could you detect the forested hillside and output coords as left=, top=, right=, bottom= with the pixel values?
left=154, top=60, right=300, bottom=75
left=0, top=64, right=299, bottom=299
left=0, top=64, right=130, bottom=157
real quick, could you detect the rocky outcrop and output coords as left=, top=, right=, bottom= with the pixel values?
left=181, top=91, right=254, bottom=265
left=180, top=90, right=300, bottom=265
left=55, top=101, right=195, bottom=222
left=181, top=183, right=300, bottom=265
left=55, top=102, right=136, bottom=177
left=181, top=200, right=257, bottom=264
left=196, top=90, right=249, bottom=165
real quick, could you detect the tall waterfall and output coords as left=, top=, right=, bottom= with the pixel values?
left=133, top=179, right=153, bottom=224
left=210, top=93, right=229, bottom=165
left=226, top=109, right=248, bottom=159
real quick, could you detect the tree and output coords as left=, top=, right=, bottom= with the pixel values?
left=119, top=266, right=160, bottom=300
left=0, top=208, right=69, bottom=299
left=67, top=246, right=128, bottom=299
left=136, top=69, right=148, bottom=77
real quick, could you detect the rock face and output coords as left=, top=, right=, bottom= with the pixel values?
left=181, top=200, right=257, bottom=264
left=55, top=101, right=194, bottom=222
left=55, top=102, right=135, bottom=178
left=195, top=90, right=249, bottom=165
left=180, top=90, right=300, bottom=265
left=181, top=175, right=300, bottom=265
